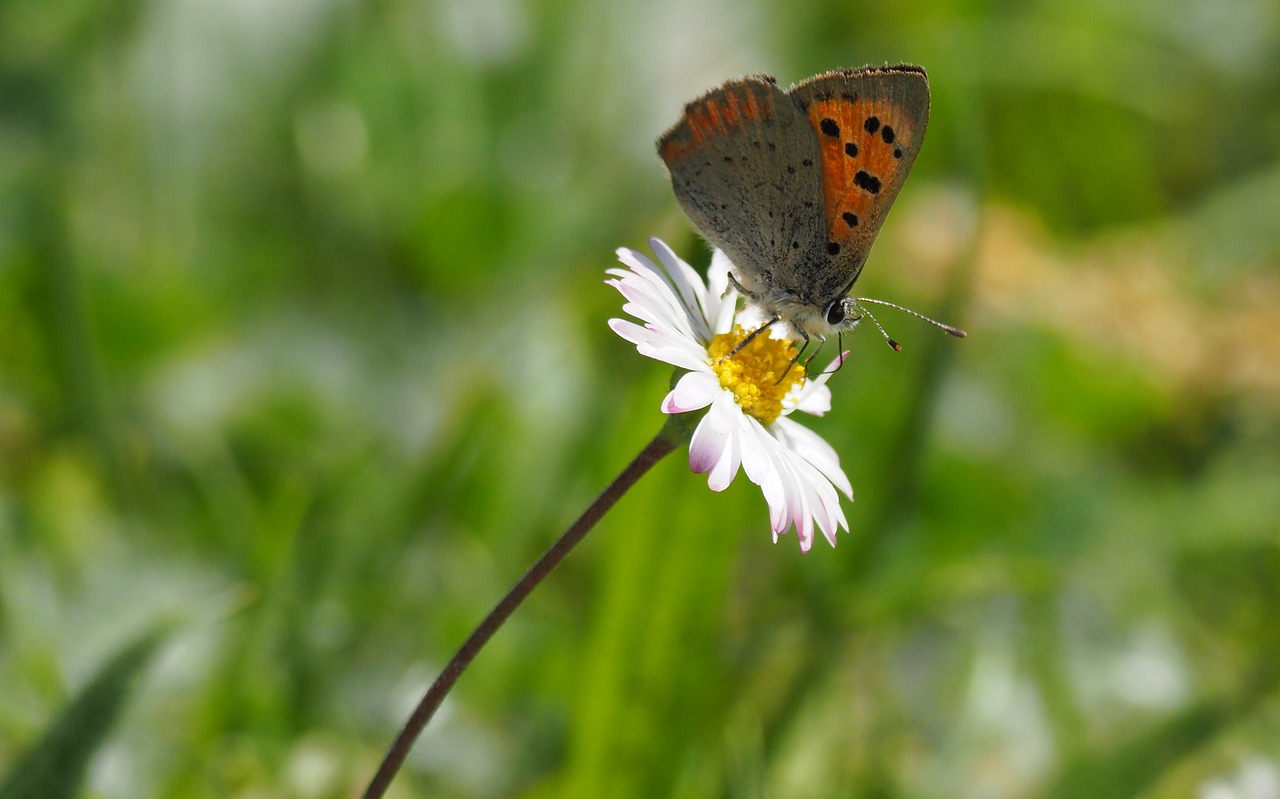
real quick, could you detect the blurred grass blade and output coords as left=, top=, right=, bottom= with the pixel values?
left=1035, top=664, right=1278, bottom=799
left=1035, top=700, right=1225, bottom=799
left=0, top=629, right=165, bottom=799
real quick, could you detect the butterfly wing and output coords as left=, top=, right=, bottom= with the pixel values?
left=658, top=76, right=825, bottom=298
left=786, top=65, right=930, bottom=303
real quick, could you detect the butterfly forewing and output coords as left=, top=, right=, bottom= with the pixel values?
left=787, top=66, right=930, bottom=300
left=658, top=76, right=825, bottom=295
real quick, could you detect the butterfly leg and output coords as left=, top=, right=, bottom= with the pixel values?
left=802, top=336, right=826, bottom=373
left=722, top=272, right=784, bottom=362
left=721, top=314, right=781, bottom=363
left=725, top=271, right=762, bottom=302
left=774, top=329, right=812, bottom=384
left=814, top=331, right=849, bottom=376
left=829, top=331, right=848, bottom=374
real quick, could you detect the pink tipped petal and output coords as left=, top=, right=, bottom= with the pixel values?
left=796, top=457, right=846, bottom=547
left=688, top=428, right=725, bottom=475
left=613, top=252, right=683, bottom=320
left=819, top=500, right=847, bottom=548
left=810, top=351, right=849, bottom=387
left=706, top=426, right=742, bottom=491
left=764, top=464, right=788, bottom=543
left=688, top=394, right=738, bottom=477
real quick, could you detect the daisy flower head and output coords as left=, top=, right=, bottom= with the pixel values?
left=607, top=238, right=854, bottom=552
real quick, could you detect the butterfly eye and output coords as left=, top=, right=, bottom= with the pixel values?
left=825, top=300, right=847, bottom=326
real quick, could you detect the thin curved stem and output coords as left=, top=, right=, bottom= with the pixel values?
left=362, top=430, right=679, bottom=799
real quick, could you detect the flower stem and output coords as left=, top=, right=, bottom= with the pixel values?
left=361, top=430, right=679, bottom=799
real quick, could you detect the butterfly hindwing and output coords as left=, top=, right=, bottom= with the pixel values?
left=658, top=76, right=825, bottom=296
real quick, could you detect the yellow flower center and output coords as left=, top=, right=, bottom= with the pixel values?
left=707, top=325, right=806, bottom=425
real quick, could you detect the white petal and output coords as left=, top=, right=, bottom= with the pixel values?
left=779, top=444, right=847, bottom=547
left=611, top=271, right=699, bottom=341
left=636, top=341, right=712, bottom=373
left=649, top=238, right=714, bottom=341
left=739, top=417, right=779, bottom=491
left=794, top=352, right=848, bottom=408
left=606, top=317, right=652, bottom=346
left=706, top=250, right=740, bottom=335
left=797, top=461, right=841, bottom=546
left=773, top=417, right=853, bottom=499
left=790, top=382, right=832, bottom=416
left=773, top=450, right=814, bottom=551
left=614, top=246, right=658, bottom=276
left=609, top=319, right=709, bottom=372
left=787, top=352, right=847, bottom=416
left=739, top=418, right=791, bottom=537
left=609, top=253, right=705, bottom=340
left=662, top=371, right=720, bottom=414
left=738, top=415, right=851, bottom=551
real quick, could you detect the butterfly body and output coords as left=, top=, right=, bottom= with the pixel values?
left=659, top=65, right=930, bottom=341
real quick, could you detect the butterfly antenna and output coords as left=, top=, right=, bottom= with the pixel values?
left=848, top=301, right=902, bottom=352
left=852, top=297, right=967, bottom=342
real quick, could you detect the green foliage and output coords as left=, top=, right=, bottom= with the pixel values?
left=0, top=629, right=164, bottom=799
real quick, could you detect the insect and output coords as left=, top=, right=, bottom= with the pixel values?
left=658, top=65, right=965, bottom=367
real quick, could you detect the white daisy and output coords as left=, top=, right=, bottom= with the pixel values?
left=607, top=237, right=855, bottom=552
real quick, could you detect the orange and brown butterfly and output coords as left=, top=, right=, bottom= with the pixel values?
left=659, top=65, right=961, bottom=351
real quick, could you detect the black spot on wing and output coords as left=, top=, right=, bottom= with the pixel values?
left=853, top=170, right=881, bottom=194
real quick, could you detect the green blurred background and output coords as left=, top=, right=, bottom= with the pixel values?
left=3, top=0, right=1279, bottom=796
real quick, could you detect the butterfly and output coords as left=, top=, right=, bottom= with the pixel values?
left=658, top=64, right=964, bottom=362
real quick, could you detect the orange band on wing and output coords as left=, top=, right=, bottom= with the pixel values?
left=661, top=85, right=773, bottom=163
left=804, top=97, right=917, bottom=250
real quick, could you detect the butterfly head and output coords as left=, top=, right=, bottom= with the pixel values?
left=745, top=282, right=863, bottom=341
left=747, top=280, right=965, bottom=354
